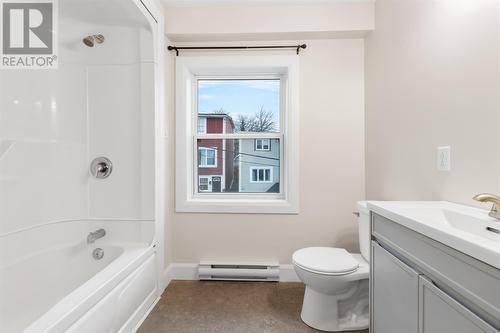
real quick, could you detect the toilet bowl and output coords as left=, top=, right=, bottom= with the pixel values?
left=293, top=201, right=370, bottom=332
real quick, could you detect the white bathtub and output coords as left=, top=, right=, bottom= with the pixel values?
left=0, top=219, right=158, bottom=333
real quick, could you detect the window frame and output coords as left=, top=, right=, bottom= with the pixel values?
left=250, top=166, right=273, bottom=183
left=198, top=176, right=211, bottom=192
left=197, top=116, right=207, bottom=134
left=175, top=55, right=300, bottom=214
left=254, top=138, right=271, bottom=151
left=195, top=76, right=283, bottom=198
left=198, top=146, right=217, bottom=168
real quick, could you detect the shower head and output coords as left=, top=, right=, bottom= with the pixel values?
left=82, top=34, right=105, bottom=47
left=82, top=36, right=94, bottom=47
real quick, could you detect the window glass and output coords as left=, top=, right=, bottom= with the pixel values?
left=197, top=117, right=207, bottom=134
left=255, top=139, right=271, bottom=151
left=196, top=139, right=280, bottom=193
left=198, top=79, right=280, bottom=133
left=198, top=147, right=217, bottom=167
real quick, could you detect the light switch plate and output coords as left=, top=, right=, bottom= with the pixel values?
left=437, top=146, right=451, bottom=171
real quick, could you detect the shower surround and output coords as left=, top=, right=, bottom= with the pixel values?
left=0, top=0, right=165, bottom=331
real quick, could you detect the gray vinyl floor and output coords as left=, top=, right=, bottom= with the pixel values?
left=138, top=280, right=369, bottom=333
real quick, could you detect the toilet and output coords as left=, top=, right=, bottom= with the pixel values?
left=293, top=201, right=370, bottom=332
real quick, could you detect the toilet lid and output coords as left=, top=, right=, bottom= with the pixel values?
left=292, top=247, right=359, bottom=275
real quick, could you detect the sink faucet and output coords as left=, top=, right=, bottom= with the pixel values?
left=473, top=193, right=500, bottom=219
left=87, top=228, right=106, bottom=244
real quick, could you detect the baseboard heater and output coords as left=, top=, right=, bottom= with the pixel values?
left=198, top=261, right=280, bottom=281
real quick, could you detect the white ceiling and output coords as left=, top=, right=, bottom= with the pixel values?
left=160, top=0, right=374, bottom=8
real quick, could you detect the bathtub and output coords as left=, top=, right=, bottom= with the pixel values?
left=0, top=219, right=158, bottom=333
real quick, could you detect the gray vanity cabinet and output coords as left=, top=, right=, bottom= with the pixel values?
left=370, top=213, right=500, bottom=333
left=371, top=242, right=419, bottom=333
left=419, top=276, right=498, bottom=333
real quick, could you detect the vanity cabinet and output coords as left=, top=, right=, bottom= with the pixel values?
left=370, top=213, right=500, bottom=333
left=419, top=276, right=497, bottom=333
left=371, top=242, right=419, bottom=333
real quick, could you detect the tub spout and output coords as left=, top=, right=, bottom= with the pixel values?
left=87, top=229, right=106, bottom=244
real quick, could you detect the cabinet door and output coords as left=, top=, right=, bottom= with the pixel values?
left=371, top=241, right=420, bottom=333
left=419, top=276, right=498, bottom=333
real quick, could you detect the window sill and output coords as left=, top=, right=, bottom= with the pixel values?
left=176, top=197, right=299, bottom=214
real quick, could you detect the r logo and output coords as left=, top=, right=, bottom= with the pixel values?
left=2, top=2, right=53, bottom=54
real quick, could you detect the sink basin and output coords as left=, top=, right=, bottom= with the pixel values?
left=367, top=201, right=500, bottom=269
left=443, top=209, right=500, bottom=242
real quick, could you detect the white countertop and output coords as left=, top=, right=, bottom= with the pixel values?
left=367, top=201, right=500, bottom=269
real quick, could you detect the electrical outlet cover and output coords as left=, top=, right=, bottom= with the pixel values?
left=437, top=146, right=451, bottom=171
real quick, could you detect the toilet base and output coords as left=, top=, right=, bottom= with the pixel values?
left=300, top=280, right=369, bottom=332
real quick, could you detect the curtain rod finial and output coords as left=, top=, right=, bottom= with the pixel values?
left=297, top=44, right=307, bottom=54
left=167, top=45, right=179, bottom=56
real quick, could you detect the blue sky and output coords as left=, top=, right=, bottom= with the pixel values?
left=198, top=79, right=280, bottom=126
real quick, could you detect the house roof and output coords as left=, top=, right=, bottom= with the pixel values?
left=266, top=183, right=280, bottom=193
left=199, top=112, right=230, bottom=118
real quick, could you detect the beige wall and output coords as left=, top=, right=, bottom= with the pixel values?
left=164, top=2, right=374, bottom=41
left=365, top=0, right=500, bottom=205
left=164, top=39, right=366, bottom=264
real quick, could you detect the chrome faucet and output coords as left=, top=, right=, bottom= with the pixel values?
left=87, top=229, right=106, bottom=244
left=473, top=193, right=500, bottom=219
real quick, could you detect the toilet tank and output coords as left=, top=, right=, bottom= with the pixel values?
left=357, top=201, right=370, bottom=262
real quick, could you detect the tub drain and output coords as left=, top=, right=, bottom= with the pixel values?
left=93, top=248, right=104, bottom=260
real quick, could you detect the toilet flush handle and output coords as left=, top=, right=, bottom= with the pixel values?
left=353, top=212, right=360, bottom=217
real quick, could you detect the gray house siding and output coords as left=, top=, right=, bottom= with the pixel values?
left=238, top=139, right=280, bottom=193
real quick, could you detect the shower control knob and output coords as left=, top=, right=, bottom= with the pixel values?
left=90, top=157, right=113, bottom=179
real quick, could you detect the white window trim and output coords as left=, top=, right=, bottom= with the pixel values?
left=250, top=167, right=273, bottom=183
left=255, top=138, right=271, bottom=151
left=175, top=55, right=300, bottom=214
left=198, top=147, right=217, bottom=168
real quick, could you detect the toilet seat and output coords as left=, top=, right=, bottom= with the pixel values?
left=292, top=247, right=359, bottom=276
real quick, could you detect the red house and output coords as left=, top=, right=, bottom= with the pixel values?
left=197, top=113, right=235, bottom=192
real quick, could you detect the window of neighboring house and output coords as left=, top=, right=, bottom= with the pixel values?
left=176, top=56, right=299, bottom=214
left=255, top=139, right=271, bottom=151
left=250, top=167, right=272, bottom=183
left=198, top=147, right=217, bottom=167
left=198, top=117, right=207, bottom=134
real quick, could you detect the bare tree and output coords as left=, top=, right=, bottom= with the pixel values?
left=235, top=107, right=276, bottom=132
left=250, top=107, right=276, bottom=132
left=236, top=114, right=251, bottom=132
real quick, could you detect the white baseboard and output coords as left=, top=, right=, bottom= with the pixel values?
left=163, top=263, right=300, bottom=287
left=279, top=264, right=301, bottom=282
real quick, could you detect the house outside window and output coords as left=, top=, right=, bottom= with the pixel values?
left=238, top=138, right=279, bottom=193
left=175, top=56, right=299, bottom=214
left=255, top=139, right=271, bottom=151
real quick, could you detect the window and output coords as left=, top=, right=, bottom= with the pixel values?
left=198, top=117, right=207, bottom=134
left=198, top=147, right=217, bottom=167
left=250, top=167, right=272, bottom=183
left=176, top=56, right=299, bottom=214
left=199, top=176, right=210, bottom=192
left=255, top=139, right=271, bottom=151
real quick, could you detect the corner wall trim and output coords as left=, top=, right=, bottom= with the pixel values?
left=163, top=263, right=300, bottom=288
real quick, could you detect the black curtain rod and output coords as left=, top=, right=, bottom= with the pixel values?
left=167, top=44, right=306, bottom=56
